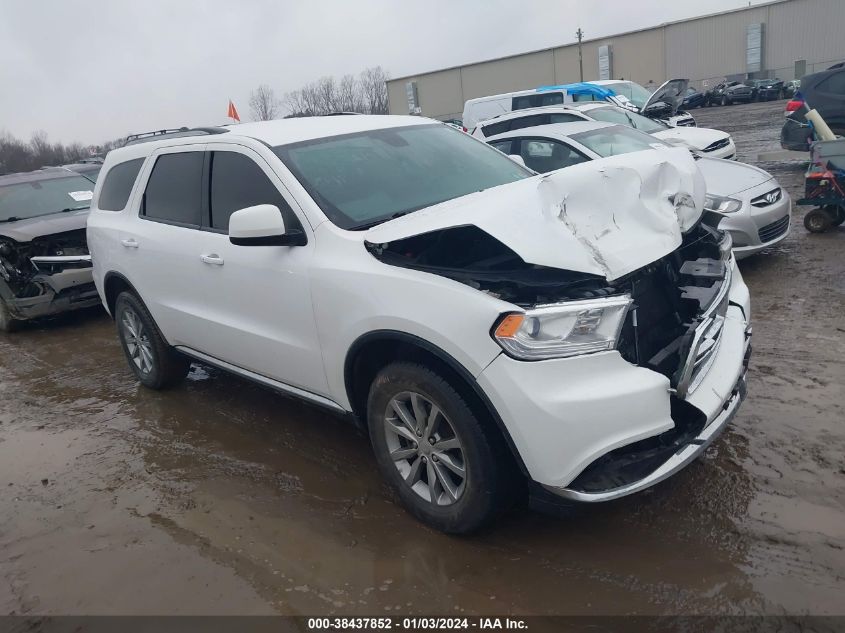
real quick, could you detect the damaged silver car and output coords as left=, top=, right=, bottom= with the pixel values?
left=0, top=170, right=100, bottom=331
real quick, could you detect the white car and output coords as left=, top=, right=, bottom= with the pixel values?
left=87, top=116, right=750, bottom=533
left=472, top=104, right=737, bottom=159
left=485, top=120, right=790, bottom=259
left=588, top=79, right=697, bottom=127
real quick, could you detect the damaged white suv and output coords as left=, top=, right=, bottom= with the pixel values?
left=87, top=116, right=751, bottom=533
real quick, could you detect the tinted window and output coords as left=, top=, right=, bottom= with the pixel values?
left=98, top=158, right=143, bottom=211
left=817, top=71, right=845, bottom=95
left=274, top=124, right=530, bottom=230
left=143, top=152, right=203, bottom=225
left=489, top=140, right=513, bottom=153
left=210, top=152, right=299, bottom=231
left=518, top=139, right=589, bottom=173
left=511, top=92, right=564, bottom=112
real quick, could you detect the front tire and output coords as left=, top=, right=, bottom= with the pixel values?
left=721, top=95, right=729, bottom=106
left=115, top=291, right=190, bottom=389
left=804, top=208, right=832, bottom=233
left=0, top=299, right=23, bottom=333
left=367, top=362, right=516, bottom=533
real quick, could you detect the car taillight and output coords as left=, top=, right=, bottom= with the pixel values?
left=785, top=99, right=804, bottom=112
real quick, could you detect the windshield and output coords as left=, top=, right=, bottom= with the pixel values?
left=569, top=125, right=668, bottom=158
left=274, top=124, right=531, bottom=230
left=586, top=106, right=667, bottom=134
left=0, top=174, right=95, bottom=222
left=602, top=81, right=653, bottom=108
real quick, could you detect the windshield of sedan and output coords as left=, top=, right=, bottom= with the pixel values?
left=274, top=124, right=531, bottom=230
left=586, top=106, right=667, bottom=134
left=0, top=174, right=95, bottom=222
left=569, top=125, right=669, bottom=158
left=602, top=81, right=653, bottom=108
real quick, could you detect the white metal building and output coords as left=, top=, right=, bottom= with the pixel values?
left=387, top=0, right=845, bottom=121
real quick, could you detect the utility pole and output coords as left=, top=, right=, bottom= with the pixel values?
left=576, top=27, right=584, bottom=82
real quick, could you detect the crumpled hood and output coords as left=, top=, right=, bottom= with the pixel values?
left=0, top=208, right=89, bottom=243
left=366, top=147, right=705, bottom=282
left=653, top=126, right=728, bottom=151
left=695, top=157, right=773, bottom=196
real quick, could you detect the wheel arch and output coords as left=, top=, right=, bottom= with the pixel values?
left=103, top=271, right=141, bottom=318
left=344, top=330, right=529, bottom=477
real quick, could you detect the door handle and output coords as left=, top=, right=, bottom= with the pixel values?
left=121, top=238, right=139, bottom=248
left=200, top=254, right=224, bottom=266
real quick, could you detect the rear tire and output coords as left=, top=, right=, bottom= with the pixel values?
left=829, top=205, right=845, bottom=226
left=0, top=299, right=23, bottom=333
left=366, top=361, right=517, bottom=534
left=804, top=208, right=832, bottom=233
left=115, top=291, right=190, bottom=389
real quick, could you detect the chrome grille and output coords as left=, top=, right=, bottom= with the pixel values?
left=675, top=260, right=733, bottom=398
left=758, top=215, right=790, bottom=242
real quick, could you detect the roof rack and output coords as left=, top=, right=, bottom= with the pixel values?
left=123, top=127, right=230, bottom=146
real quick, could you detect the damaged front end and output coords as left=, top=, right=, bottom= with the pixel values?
left=363, top=148, right=749, bottom=500
left=0, top=228, right=99, bottom=324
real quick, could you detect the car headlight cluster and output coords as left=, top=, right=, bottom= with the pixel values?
left=704, top=193, right=743, bottom=214
left=493, top=295, right=633, bottom=360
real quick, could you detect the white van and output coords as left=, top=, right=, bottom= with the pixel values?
left=462, top=88, right=568, bottom=131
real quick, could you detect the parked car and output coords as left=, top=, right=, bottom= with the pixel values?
left=784, top=79, right=801, bottom=98
left=471, top=103, right=736, bottom=159
left=462, top=79, right=695, bottom=131
left=781, top=65, right=845, bottom=151
left=586, top=79, right=697, bottom=126
left=705, top=81, right=755, bottom=106
left=485, top=120, right=791, bottom=259
left=754, top=78, right=785, bottom=101
left=0, top=169, right=100, bottom=331
left=87, top=117, right=750, bottom=533
left=62, top=162, right=102, bottom=182
left=682, top=87, right=706, bottom=109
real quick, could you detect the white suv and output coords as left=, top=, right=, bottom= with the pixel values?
left=87, top=116, right=751, bottom=533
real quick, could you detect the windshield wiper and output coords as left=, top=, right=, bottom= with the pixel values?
left=353, top=210, right=414, bottom=231
left=0, top=216, right=21, bottom=223
left=60, top=205, right=90, bottom=213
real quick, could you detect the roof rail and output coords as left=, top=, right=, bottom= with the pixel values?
left=322, top=111, right=364, bottom=116
left=123, top=127, right=230, bottom=147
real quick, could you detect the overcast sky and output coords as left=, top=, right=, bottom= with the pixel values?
left=0, top=0, right=771, bottom=144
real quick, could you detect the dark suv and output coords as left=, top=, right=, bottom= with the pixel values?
left=781, top=65, right=845, bottom=151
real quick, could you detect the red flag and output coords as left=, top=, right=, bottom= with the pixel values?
left=227, top=100, right=240, bottom=122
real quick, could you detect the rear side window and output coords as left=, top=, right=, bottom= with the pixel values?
left=816, top=71, right=845, bottom=95
left=512, top=93, right=564, bottom=111
left=209, top=151, right=299, bottom=232
left=482, top=112, right=582, bottom=137
left=142, top=152, right=203, bottom=225
left=98, top=158, right=144, bottom=211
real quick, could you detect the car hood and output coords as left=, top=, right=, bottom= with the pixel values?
left=365, top=147, right=705, bottom=282
left=695, top=157, right=773, bottom=196
left=643, top=79, right=689, bottom=115
left=652, top=126, right=729, bottom=150
left=0, top=208, right=89, bottom=243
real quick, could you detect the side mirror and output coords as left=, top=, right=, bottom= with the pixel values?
left=508, top=154, right=527, bottom=168
left=228, top=204, right=306, bottom=247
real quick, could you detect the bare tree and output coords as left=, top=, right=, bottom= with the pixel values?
left=249, top=84, right=281, bottom=121
left=281, top=65, right=390, bottom=117
left=360, top=66, right=390, bottom=114
left=338, top=74, right=363, bottom=112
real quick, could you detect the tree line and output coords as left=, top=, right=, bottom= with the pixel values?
left=249, top=66, right=390, bottom=121
left=0, top=130, right=122, bottom=176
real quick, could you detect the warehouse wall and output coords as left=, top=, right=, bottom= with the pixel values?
left=387, top=0, right=845, bottom=119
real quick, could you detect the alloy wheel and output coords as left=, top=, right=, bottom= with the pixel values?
left=383, top=391, right=467, bottom=506
left=121, top=307, right=154, bottom=374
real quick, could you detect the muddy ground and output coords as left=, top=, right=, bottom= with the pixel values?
left=1, top=100, right=843, bottom=616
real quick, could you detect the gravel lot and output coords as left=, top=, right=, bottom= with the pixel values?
left=1, top=100, right=843, bottom=616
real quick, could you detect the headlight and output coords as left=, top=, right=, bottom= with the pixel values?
left=493, top=295, right=632, bottom=361
left=704, top=194, right=743, bottom=214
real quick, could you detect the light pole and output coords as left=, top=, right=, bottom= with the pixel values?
left=576, top=27, right=584, bottom=82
